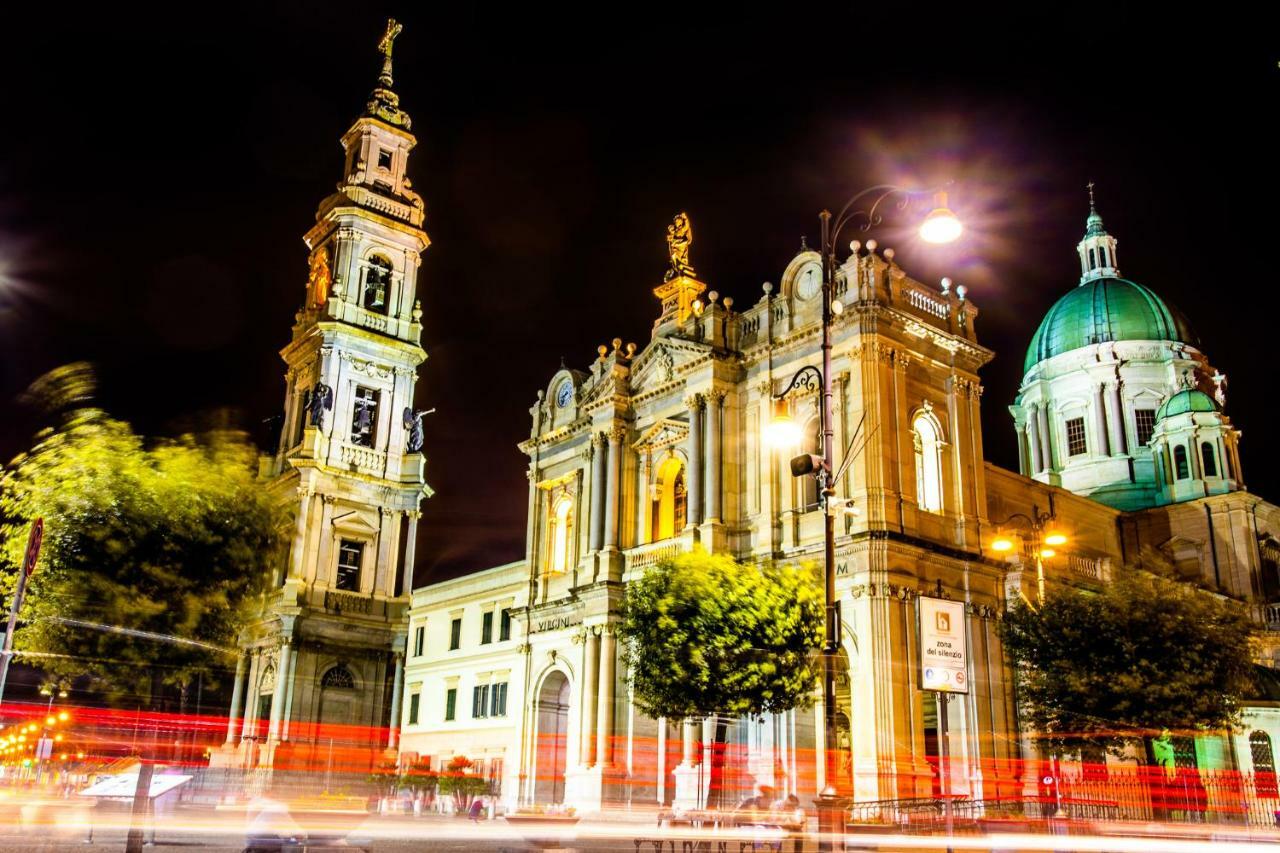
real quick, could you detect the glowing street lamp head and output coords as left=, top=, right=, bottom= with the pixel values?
left=1040, top=548, right=1057, bottom=559
left=919, top=192, right=963, bottom=244
left=991, top=535, right=1015, bottom=553
left=765, top=398, right=802, bottom=448
left=1043, top=530, right=1068, bottom=547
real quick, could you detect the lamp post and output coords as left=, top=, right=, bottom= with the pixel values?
left=767, top=186, right=961, bottom=849
left=990, top=507, right=1068, bottom=604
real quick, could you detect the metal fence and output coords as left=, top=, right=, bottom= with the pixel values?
left=846, top=770, right=1280, bottom=830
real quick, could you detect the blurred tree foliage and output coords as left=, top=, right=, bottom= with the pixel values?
left=1001, top=557, right=1256, bottom=756
left=0, top=364, right=289, bottom=706
left=618, top=549, right=822, bottom=805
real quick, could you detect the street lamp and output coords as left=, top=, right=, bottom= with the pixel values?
left=990, top=507, right=1068, bottom=603
left=766, top=184, right=961, bottom=846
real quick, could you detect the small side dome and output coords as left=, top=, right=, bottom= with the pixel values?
left=1156, top=388, right=1218, bottom=421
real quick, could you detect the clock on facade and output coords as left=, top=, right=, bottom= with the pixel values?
left=796, top=264, right=821, bottom=300
left=555, top=380, right=574, bottom=408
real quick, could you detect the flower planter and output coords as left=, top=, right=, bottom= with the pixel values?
left=502, top=813, right=580, bottom=850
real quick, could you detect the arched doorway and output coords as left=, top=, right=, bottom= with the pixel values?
left=318, top=664, right=358, bottom=742
left=534, top=671, right=570, bottom=804
left=651, top=456, right=687, bottom=541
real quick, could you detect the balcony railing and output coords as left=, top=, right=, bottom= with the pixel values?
left=324, top=590, right=376, bottom=616
left=340, top=442, right=387, bottom=475
left=626, top=539, right=688, bottom=572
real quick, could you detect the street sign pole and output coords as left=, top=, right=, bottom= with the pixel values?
left=0, top=518, right=43, bottom=715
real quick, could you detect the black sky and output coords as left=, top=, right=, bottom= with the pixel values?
left=1, top=4, right=1277, bottom=584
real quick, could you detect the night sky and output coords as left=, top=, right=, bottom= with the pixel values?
left=1, top=6, right=1277, bottom=584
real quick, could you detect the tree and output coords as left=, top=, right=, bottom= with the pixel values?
left=438, top=755, right=489, bottom=811
left=1000, top=558, right=1256, bottom=757
left=0, top=364, right=289, bottom=708
left=617, top=549, right=823, bottom=807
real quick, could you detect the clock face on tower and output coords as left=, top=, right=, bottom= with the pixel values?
left=796, top=263, right=822, bottom=301
left=555, top=380, right=574, bottom=409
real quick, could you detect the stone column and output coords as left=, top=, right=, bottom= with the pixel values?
left=240, top=650, right=262, bottom=741
left=314, top=495, right=335, bottom=586
left=1093, top=384, right=1110, bottom=456
left=401, top=510, right=421, bottom=596
left=287, top=488, right=313, bottom=582
left=581, top=629, right=600, bottom=766
left=224, top=653, right=248, bottom=744
left=596, top=628, right=617, bottom=767
left=706, top=391, right=722, bottom=523
left=1036, top=405, right=1053, bottom=472
left=636, top=451, right=651, bottom=546
left=656, top=717, right=667, bottom=804
left=604, top=428, right=623, bottom=550
left=1109, top=382, right=1128, bottom=455
left=682, top=718, right=696, bottom=764
left=588, top=435, right=606, bottom=552
left=1026, top=410, right=1042, bottom=475
left=685, top=395, right=703, bottom=528
left=387, top=651, right=405, bottom=750
left=267, top=642, right=292, bottom=742
left=282, top=646, right=298, bottom=741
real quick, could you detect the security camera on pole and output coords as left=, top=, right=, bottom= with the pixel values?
left=0, top=517, right=43, bottom=717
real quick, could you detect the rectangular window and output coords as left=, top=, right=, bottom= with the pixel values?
left=499, top=608, right=512, bottom=642
left=408, top=693, right=420, bottom=726
left=490, top=682, right=508, bottom=718
left=1065, top=417, right=1087, bottom=457
left=377, top=148, right=393, bottom=170
left=336, top=540, right=363, bottom=591
left=1135, top=408, right=1156, bottom=446
left=472, top=684, right=490, bottom=718
left=481, top=611, right=494, bottom=645
left=444, top=688, right=456, bottom=721
left=414, top=625, right=425, bottom=657
left=351, top=385, right=379, bottom=447
left=449, top=617, right=462, bottom=651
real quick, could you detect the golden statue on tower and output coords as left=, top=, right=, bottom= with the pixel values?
left=664, top=212, right=697, bottom=282
left=653, top=212, right=706, bottom=324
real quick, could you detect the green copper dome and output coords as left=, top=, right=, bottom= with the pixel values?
left=1024, top=277, right=1197, bottom=374
left=1156, top=388, right=1217, bottom=421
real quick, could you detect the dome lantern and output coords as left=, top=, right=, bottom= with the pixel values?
left=1077, top=182, right=1120, bottom=284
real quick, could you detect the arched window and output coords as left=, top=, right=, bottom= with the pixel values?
left=1174, top=445, right=1190, bottom=480
left=650, top=457, right=687, bottom=542
left=1201, top=442, right=1218, bottom=477
left=913, top=412, right=944, bottom=513
left=800, top=418, right=821, bottom=511
left=364, top=256, right=393, bottom=313
left=321, top=665, right=355, bottom=690
left=1252, top=731, right=1278, bottom=797
left=548, top=494, right=573, bottom=574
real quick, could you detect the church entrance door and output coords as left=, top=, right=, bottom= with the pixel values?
left=534, top=671, right=570, bottom=804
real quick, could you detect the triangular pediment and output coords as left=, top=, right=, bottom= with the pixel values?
left=629, top=339, right=708, bottom=391
left=331, top=511, right=380, bottom=536
left=632, top=417, right=689, bottom=451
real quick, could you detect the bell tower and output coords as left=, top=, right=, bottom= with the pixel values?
left=215, top=19, right=432, bottom=771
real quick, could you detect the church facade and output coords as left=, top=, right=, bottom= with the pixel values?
left=400, top=195, right=1280, bottom=814
left=213, top=21, right=431, bottom=772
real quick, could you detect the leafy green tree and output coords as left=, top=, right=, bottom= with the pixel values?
left=1000, top=558, right=1256, bottom=757
left=0, top=364, right=289, bottom=708
left=617, top=549, right=823, bottom=807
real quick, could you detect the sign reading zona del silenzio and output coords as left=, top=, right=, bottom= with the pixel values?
left=918, top=597, right=968, bottom=694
